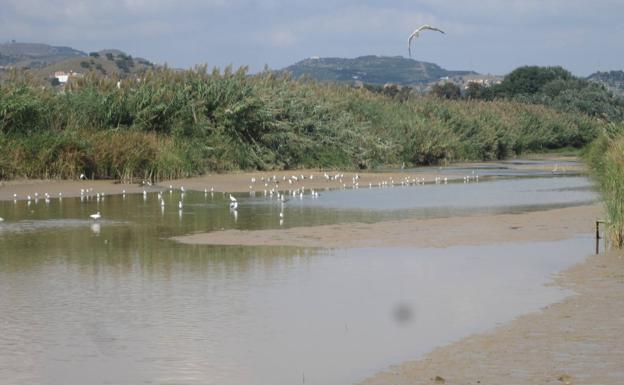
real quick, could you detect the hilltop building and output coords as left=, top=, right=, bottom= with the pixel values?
left=53, top=70, right=83, bottom=84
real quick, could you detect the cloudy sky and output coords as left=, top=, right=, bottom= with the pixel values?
left=1, top=0, right=622, bottom=76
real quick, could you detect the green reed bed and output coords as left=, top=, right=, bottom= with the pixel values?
left=586, top=126, right=624, bottom=248
left=0, top=67, right=607, bottom=181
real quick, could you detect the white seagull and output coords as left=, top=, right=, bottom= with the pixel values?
left=408, top=24, right=445, bottom=58
left=229, top=194, right=238, bottom=210
left=90, top=212, right=101, bottom=221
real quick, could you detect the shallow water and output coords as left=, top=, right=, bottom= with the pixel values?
left=292, top=176, right=596, bottom=212
left=0, top=172, right=598, bottom=385
left=398, top=158, right=582, bottom=177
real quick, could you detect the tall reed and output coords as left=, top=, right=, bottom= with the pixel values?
left=586, top=128, right=624, bottom=248
left=0, top=67, right=607, bottom=181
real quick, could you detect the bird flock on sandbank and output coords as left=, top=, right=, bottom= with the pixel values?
left=0, top=170, right=485, bottom=232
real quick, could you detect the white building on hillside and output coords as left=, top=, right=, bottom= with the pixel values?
left=54, top=71, right=70, bottom=83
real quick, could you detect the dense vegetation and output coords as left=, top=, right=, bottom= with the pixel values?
left=465, top=66, right=624, bottom=122
left=586, top=124, right=624, bottom=248
left=587, top=70, right=624, bottom=98
left=0, top=66, right=607, bottom=181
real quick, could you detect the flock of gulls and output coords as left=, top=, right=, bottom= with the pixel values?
left=0, top=171, right=483, bottom=229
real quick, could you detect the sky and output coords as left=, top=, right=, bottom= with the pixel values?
left=1, top=0, right=622, bottom=76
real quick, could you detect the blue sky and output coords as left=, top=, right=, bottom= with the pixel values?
left=1, top=0, right=622, bottom=76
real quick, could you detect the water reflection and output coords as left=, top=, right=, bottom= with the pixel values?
left=90, top=222, right=101, bottom=236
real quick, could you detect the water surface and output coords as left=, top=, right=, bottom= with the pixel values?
left=0, top=171, right=597, bottom=385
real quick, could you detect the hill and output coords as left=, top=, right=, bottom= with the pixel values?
left=280, top=55, right=477, bottom=86
left=587, top=71, right=624, bottom=97
left=28, top=50, right=155, bottom=81
left=0, top=42, right=155, bottom=83
left=0, top=41, right=86, bottom=68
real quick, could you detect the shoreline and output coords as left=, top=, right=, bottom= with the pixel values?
left=358, top=248, right=624, bottom=385
left=0, top=155, right=585, bottom=202
left=0, top=169, right=466, bottom=201
left=172, top=204, right=602, bottom=249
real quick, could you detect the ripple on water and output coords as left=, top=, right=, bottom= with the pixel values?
left=0, top=219, right=124, bottom=235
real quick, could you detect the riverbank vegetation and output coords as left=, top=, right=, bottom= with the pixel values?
left=0, top=65, right=614, bottom=181
left=586, top=124, right=624, bottom=248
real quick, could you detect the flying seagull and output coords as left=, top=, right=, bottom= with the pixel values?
left=408, top=24, right=445, bottom=58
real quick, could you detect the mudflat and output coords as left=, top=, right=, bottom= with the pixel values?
left=172, top=204, right=601, bottom=248
left=358, top=249, right=624, bottom=385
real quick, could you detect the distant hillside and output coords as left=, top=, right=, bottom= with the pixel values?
left=588, top=71, right=624, bottom=97
left=281, top=55, right=477, bottom=85
left=0, top=42, right=86, bottom=68
left=28, top=50, right=155, bottom=81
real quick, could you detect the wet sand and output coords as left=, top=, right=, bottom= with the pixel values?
left=358, top=249, right=624, bottom=385
left=0, top=170, right=462, bottom=201
left=172, top=204, right=602, bottom=248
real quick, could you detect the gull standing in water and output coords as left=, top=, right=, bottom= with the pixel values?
left=229, top=194, right=238, bottom=210
left=408, top=24, right=445, bottom=58
left=90, top=212, right=101, bottom=221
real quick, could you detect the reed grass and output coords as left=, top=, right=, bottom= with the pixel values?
left=586, top=126, right=624, bottom=248
left=0, top=66, right=607, bottom=181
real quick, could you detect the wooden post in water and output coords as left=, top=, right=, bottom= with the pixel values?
left=596, top=220, right=601, bottom=254
left=596, top=220, right=607, bottom=254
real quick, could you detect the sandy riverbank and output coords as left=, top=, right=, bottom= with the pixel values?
left=0, top=170, right=464, bottom=201
left=0, top=154, right=583, bottom=201
left=172, top=204, right=602, bottom=248
left=358, top=248, right=624, bottom=385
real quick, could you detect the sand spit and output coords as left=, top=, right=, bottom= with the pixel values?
left=172, top=204, right=602, bottom=248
